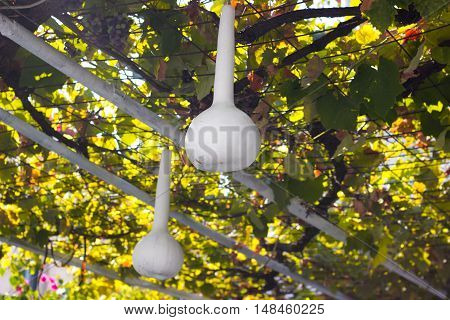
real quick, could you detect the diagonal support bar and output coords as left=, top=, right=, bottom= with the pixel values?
left=0, top=107, right=348, bottom=300
left=232, top=172, right=447, bottom=299
left=0, top=13, right=183, bottom=146
left=0, top=236, right=204, bottom=300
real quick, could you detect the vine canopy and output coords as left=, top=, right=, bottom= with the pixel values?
left=0, top=0, right=449, bottom=299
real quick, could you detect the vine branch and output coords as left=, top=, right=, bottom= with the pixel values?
left=237, top=7, right=362, bottom=44
left=281, top=16, right=366, bottom=66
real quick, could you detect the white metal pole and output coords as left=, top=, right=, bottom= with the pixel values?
left=0, top=13, right=183, bottom=146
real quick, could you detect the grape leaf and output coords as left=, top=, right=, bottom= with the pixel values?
left=17, top=50, right=67, bottom=92
left=366, top=0, right=396, bottom=31
left=413, top=0, right=449, bottom=18
left=316, top=91, right=358, bottom=131
left=431, top=46, right=450, bottom=65
left=350, top=57, right=403, bottom=122
left=195, top=62, right=215, bottom=99
left=287, top=176, right=324, bottom=203
left=270, top=180, right=290, bottom=209
left=284, top=153, right=300, bottom=178
left=247, top=212, right=268, bottom=238
left=160, top=30, right=182, bottom=56
left=420, top=111, right=444, bottom=137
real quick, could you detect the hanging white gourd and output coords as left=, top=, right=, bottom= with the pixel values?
left=184, top=4, right=261, bottom=172
left=132, top=149, right=184, bottom=280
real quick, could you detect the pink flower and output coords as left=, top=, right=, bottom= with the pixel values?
left=49, top=277, right=55, bottom=284
left=40, top=275, right=47, bottom=282
left=50, top=284, right=58, bottom=291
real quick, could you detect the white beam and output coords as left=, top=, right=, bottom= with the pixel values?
left=232, top=171, right=347, bottom=241
left=0, top=13, right=183, bottom=146
left=0, top=107, right=347, bottom=300
left=0, top=236, right=204, bottom=300
left=233, top=172, right=447, bottom=299
left=0, top=12, right=445, bottom=299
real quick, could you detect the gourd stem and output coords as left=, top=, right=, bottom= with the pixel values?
left=212, top=5, right=235, bottom=105
left=152, top=149, right=171, bottom=232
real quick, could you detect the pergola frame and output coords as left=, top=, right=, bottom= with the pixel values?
left=0, top=12, right=446, bottom=299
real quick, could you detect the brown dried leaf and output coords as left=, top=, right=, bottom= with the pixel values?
left=301, top=55, right=325, bottom=87
left=157, top=59, right=167, bottom=81
left=361, top=0, right=374, bottom=12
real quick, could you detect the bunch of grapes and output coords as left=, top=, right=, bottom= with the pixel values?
left=83, top=12, right=109, bottom=46
left=84, top=12, right=131, bottom=52
left=64, top=42, right=81, bottom=58
left=66, top=0, right=84, bottom=11
left=104, top=13, right=132, bottom=52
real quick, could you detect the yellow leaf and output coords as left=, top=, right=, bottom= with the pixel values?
left=413, top=181, right=426, bottom=193
left=122, top=133, right=137, bottom=146
left=371, top=235, right=392, bottom=269
left=289, top=110, right=304, bottom=122
left=355, top=24, right=381, bottom=45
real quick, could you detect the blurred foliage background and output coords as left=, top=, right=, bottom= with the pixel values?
left=0, top=0, right=449, bottom=299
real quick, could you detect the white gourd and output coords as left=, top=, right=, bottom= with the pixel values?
left=185, top=4, right=261, bottom=172
left=132, top=150, right=184, bottom=280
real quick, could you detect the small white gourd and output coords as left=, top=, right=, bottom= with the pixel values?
left=185, top=4, right=261, bottom=172
left=132, top=149, right=184, bottom=280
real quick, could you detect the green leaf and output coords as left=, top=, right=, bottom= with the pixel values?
left=280, top=79, right=303, bottom=107
left=303, top=96, right=319, bottom=123
left=0, top=158, right=17, bottom=182
left=413, top=0, right=449, bottom=18
left=284, top=153, right=300, bottom=178
left=420, top=111, right=444, bottom=137
left=264, top=203, right=280, bottom=221
left=43, top=209, right=60, bottom=225
left=270, top=181, right=290, bottom=209
left=18, top=198, right=38, bottom=211
left=0, top=131, right=17, bottom=151
left=228, top=200, right=248, bottom=216
left=366, top=0, right=396, bottom=31
left=36, top=229, right=50, bottom=247
left=195, top=62, right=215, bottom=100
left=316, top=91, right=358, bottom=130
left=248, top=212, right=267, bottom=237
left=287, top=176, right=324, bottom=203
left=350, top=63, right=377, bottom=106
left=432, top=46, right=450, bottom=65
left=413, top=75, right=450, bottom=106
left=160, top=30, right=182, bottom=56
left=436, top=128, right=450, bottom=152
left=372, top=57, right=403, bottom=118
left=145, top=11, right=186, bottom=56
left=350, top=57, right=403, bottom=122
left=332, top=134, right=354, bottom=158
left=17, top=49, right=67, bottom=92
left=370, top=235, right=392, bottom=269
left=416, top=168, right=438, bottom=190
left=200, top=283, right=216, bottom=296
left=248, top=212, right=264, bottom=230
left=351, top=148, right=384, bottom=168
left=345, top=230, right=377, bottom=255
